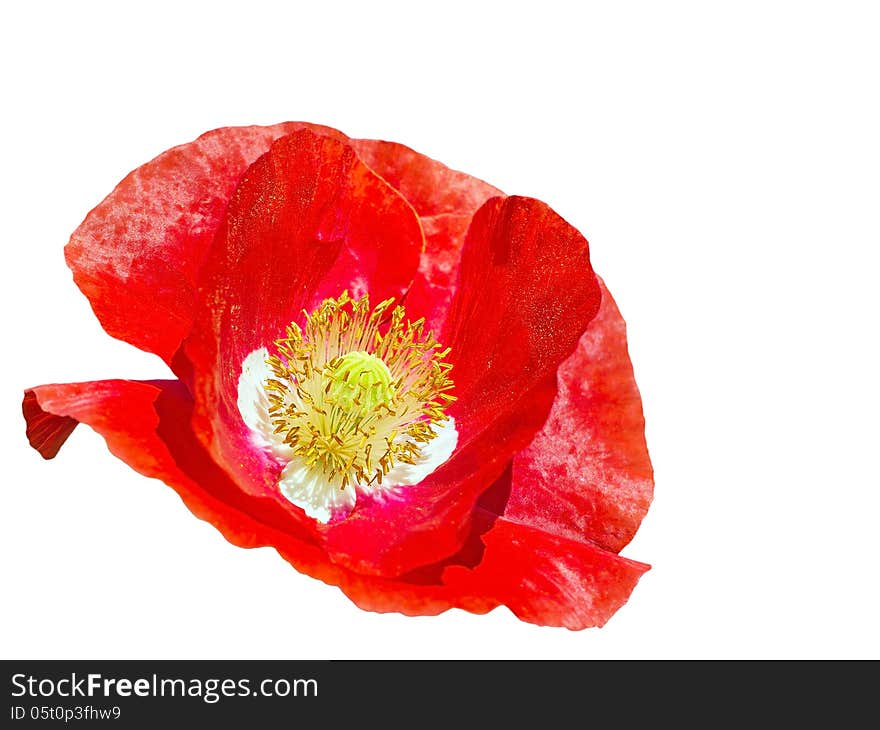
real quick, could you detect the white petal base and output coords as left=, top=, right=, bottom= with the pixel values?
left=278, top=461, right=358, bottom=523
left=236, top=347, right=293, bottom=460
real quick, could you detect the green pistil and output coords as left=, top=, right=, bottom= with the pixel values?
left=323, top=350, right=395, bottom=415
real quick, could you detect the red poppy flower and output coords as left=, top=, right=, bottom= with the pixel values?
left=22, top=123, right=653, bottom=629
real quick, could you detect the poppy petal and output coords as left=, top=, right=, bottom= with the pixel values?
left=443, top=509, right=650, bottom=630
left=22, top=390, right=78, bottom=459
left=327, top=499, right=648, bottom=628
left=182, top=129, right=424, bottom=507
left=505, top=279, right=654, bottom=553
left=350, top=139, right=503, bottom=333
left=322, top=195, right=602, bottom=577
left=21, top=380, right=460, bottom=617
left=23, top=381, right=645, bottom=628
left=23, top=379, right=324, bottom=552
left=24, top=379, right=195, bottom=479
left=66, top=122, right=347, bottom=366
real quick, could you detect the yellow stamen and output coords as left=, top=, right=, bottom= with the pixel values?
left=265, top=292, right=454, bottom=491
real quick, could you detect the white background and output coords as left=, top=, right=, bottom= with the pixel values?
left=2, top=1, right=878, bottom=659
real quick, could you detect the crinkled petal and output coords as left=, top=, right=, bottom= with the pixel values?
left=24, top=381, right=177, bottom=472
left=66, top=122, right=347, bottom=366
left=505, top=279, right=654, bottom=553
left=19, top=380, right=457, bottom=617
left=23, top=380, right=646, bottom=628
left=23, top=390, right=78, bottom=459
left=64, top=124, right=503, bottom=368
left=23, top=379, right=325, bottom=553
left=322, top=196, right=602, bottom=577
left=22, top=379, right=460, bottom=616
left=443, top=509, right=650, bottom=630
left=350, top=139, right=503, bottom=334
left=182, top=129, right=424, bottom=514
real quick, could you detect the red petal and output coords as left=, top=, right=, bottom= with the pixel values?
left=183, top=129, right=424, bottom=502
left=350, top=139, right=503, bottom=333
left=66, top=122, right=347, bottom=365
left=322, top=196, right=602, bottom=577
left=23, top=380, right=645, bottom=628
left=22, top=389, right=78, bottom=459
left=24, top=380, right=193, bottom=475
left=443, top=509, right=650, bottom=629
left=505, top=279, right=654, bottom=552
left=23, top=379, right=325, bottom=553
left=22, top=379, right=460, bottom=616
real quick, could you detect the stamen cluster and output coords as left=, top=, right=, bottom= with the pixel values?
left=265, top=292, right=455, bottom=491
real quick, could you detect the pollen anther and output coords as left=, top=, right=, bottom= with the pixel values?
left=264, top=292, right=454, bottom=492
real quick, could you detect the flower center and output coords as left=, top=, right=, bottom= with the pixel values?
left=264, top=292, right=455, bottom=492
